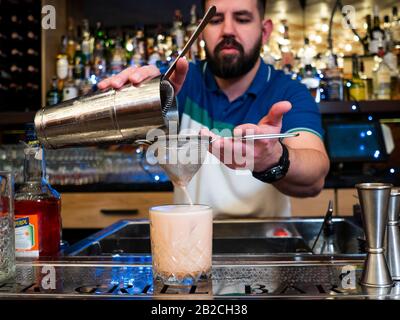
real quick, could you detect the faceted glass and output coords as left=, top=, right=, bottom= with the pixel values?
left=0, top=172, right=15, bottom=282
left=150, top=204, right=212, bottom=285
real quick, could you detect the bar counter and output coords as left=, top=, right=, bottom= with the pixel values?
left=1, top=218, right=399, bottom=300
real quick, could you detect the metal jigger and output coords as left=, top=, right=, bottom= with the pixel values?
left=356, top=183, right=393, bottom=288
left=387, top=188, right=400, bottom=280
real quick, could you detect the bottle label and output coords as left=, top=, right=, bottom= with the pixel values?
left=15, top=214, right=39, bottom=257
left=56, top=57, right=69, bottom=80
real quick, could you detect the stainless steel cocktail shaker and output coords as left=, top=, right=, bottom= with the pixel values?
left=34, top=77, right=178, bottom=149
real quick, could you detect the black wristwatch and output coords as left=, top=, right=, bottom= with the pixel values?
left=252, top=141, right=290, bottom=183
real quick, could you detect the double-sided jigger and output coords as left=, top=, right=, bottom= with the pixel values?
left=356, top=183, right=393, bottom=288
left=387, top=188, right=400, bottom=280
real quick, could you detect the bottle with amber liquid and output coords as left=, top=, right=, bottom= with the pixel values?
left=348, top=55, right=366, bottom=101
left=14, top=124, right=62, bottom=258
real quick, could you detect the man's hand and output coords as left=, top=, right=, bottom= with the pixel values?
left=203, top=101, right=292, bottom=172
left=97, top=58, right=189, bottom=94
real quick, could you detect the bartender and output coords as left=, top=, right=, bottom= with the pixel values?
left=98, top=0, right=330, bottom=218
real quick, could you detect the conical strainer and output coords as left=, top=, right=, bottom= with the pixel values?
left=147, top=135, right=210, bottom=187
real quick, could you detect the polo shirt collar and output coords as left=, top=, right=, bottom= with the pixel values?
left=202, top=58, right=273, bottom=96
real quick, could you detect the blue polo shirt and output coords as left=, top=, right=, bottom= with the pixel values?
left=177, top=58, right=323, bottom=138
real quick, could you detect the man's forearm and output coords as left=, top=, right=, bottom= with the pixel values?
left=272, top=146, right=330, bottom=197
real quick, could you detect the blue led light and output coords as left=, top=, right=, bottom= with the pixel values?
left=368, top=115, right=373, bottom=121
left=360, top=145, right=365, bottom=151
left=351, top=105, right=357, bottom=110
left=154, top=175, right=160, bottom=181
left=374, top=150, right=380, bottom=158
left=390, top=168, right=395, bottom=174
left=366, top=130, right=372, bottom=136
left=346, top=82, right=351, bottom=88
left=360, top=132, right=366, bottom=138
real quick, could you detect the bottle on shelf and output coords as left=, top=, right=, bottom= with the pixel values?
left=56, top=35, right=69, bottom=80
left=348, top=55, right=366, bottom=101
left=359, top=61, right=372, bottom=100
left=186, top=4, right=200, bottom=61
left=62, top=65, right=78, bottom=101
left=383, top=15, right=392, bottom=50
left=372, top=50, right=392, bottom=100
left=320, top=52, right=343, bottom=101
left=81, top=19, right=93, bottom=66
left=80, top=65, right=94, bottom=95
left=172, top=9, right=185, bottom=52
left=369, top=5, right=385, bottom=55
left=392, top=7, right=400, bottom=47
left=66, top=17, right=77, bottom=65
left=14, top=124, right=62, bottom=258
left=73, top=43, right=85, bottom=81
left=46, top=77, right=61, bottom=106
left=110, top=36, right=127, bottom=75
left=298, top=38, right=320, bottom=101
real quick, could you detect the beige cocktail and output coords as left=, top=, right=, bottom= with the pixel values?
left=149, top=204, right=213, bottom=285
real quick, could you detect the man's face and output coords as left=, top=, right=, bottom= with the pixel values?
left=203, top=0, right=271, bottom=79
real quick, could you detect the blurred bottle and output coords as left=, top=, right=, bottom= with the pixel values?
left=392, top=7, right=400, bottom=47
left=62, top=65, right=78, bottom=101
left=14, top=124, right=62, bottom=258
left=80, top=65, right=94, bottom=95
left=81, top=19, right=93, bottom=66
left=349, top=55, right=366, bottom=101
left=320, top=53, right=343, bottom=101
left=66, top=17, right=77, bottom=65
left=369, top=5, right=385, bottom=54
left=110, top=36, right=126, bottom=75
left=46, top=77, right=61, bottom=106
left=373, top=50, right=392, bottom=100
left=359, top=61, right=372, bottom=100
left=93, top=22, right=107, bottom=79
left=73, top=43, right=85, bottom=81
left=56, top=36, right=69, bottom=81
left=172, top=9, right=185, bottom=52
left=187, top=5, right=200, bottom=61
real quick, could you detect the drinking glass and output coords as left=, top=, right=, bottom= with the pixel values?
left=149, top=204, right=213, bottom=285
left=0, top=172, right=15, bottom=282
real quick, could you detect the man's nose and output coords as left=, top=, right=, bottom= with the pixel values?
left=221, top=17, right=236, bottom=36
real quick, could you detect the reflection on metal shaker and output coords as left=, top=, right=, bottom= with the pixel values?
left=34, top=77, right=178, bottom=149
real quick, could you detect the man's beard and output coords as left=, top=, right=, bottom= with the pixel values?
left=205, top=35, right=262, bottom=79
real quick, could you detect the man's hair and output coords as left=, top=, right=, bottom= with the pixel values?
left=201, top=0, right=266, bottom=19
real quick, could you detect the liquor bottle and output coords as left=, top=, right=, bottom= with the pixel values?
left=66, top=17, right=77, bottom=65
left=46, top=77, right=61, bottom=106
left=187, top=4, right=200, bottom=61
left=56, top=36, right=69, bottom=80
left=136, top=29, right=147, bottom=64
left=81, top=19, right=92, bottom=65
left=359, top=61, right=372, bottom=100
left=361, top=15, right=373, bottom=54
left=172, top=9, right=185, bottom=51
left=348, top=55, right=366, bottom=101
left=110, top=37, right=126, bottom=75
left=63, top=65, right=78, bottom=101
left=320, top=53, right=343, bottom=101
left=14, top=124, right=62, bottom=258
left=392, top=7, right=400, bottom=46
left=80, top=65, right=94, bottom=95
left=384, top=46, right=400, bottom=100
left=373, top=51, right=392, bottom=100
left=298, top=39, right=319, bottom=100
left=383, top=15, right=393, bottom=50
left=369, top=6, right=385, bottom=54
left=93, top=24, right=107, bottom=79
left=73, top=43, right=85, bottom=80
